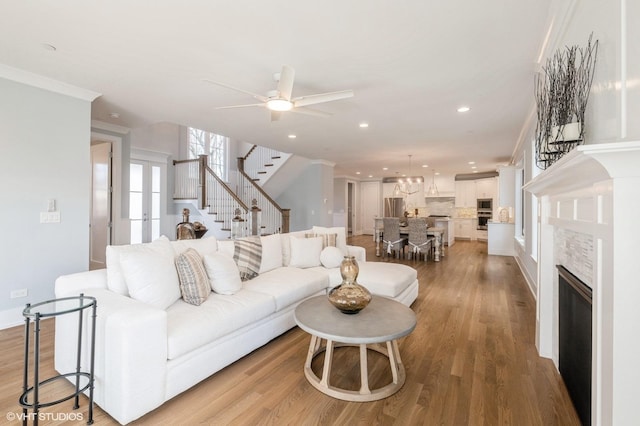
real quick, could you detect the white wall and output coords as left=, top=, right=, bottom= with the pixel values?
left=0, top=77, right=94, bottom=327
left=513, top=0, right=640, bottom=293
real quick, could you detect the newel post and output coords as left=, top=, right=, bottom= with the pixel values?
left=198, top=155, right=207, bottom=209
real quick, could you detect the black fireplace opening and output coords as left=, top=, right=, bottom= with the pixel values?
left=557, top=265, right=592, bottom=426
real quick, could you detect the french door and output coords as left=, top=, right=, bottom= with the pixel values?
left=129, top=159, right=164, bottom=244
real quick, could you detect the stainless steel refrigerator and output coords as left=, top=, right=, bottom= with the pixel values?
left=384, top=197, right=404, bottom=218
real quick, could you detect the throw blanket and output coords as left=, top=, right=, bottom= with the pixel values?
left=233, top=237, right=262, bottom=281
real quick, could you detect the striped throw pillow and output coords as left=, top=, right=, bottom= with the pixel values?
left=175, top=248, right=210, bottom=306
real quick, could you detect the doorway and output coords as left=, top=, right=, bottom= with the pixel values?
left=129, top=159, right=164, bottom=244
left=90, top=142, right=112, bottom=270
left=347, top=181, right=356, bottom=236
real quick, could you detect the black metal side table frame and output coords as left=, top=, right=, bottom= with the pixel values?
left=19, top=294, right=97, bottom=425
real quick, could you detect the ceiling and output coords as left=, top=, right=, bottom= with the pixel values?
left=0, top=1, right=551, bottom=178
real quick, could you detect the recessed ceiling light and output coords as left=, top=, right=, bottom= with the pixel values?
left=356, top=172, right=361, bottom=175
left=368, top=175, right=373, bottom=178
left=457, top=106, right=470, bottom=113
left=473, top=170, right=479, bottom=173
left=382, top=167, right=388, bottom=171
left=109, top=112, right=120, bottom=119
left=471, top=166, right=477, bottom=169
left=435, top=172, right=440, bottom=176
left=468, top=161, right=475, bottom=165
left=288, top=134, right=296, bottom=139
left=359, top=123, right=369, bottom=128
left=422, top=164, right=428, bottom=168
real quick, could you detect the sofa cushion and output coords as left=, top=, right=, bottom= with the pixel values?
left=356, top=262, right=417, bottom=298
left=289, top=236, right=323, bottom=268
left=312, top=226, right=348, bottom=255
left=166, top=289, right=276, bottom=359
left=119, top=246, right=181, bottom=309
left=171, top=237, right=218, bottom=257
left=203, top=252, right=242, bottom=295
left=105, top=235, right=174, bottom=296
left=233, top=237, right=262, bottom=281
left=243, top=267, right=329, bottom=311
left=259, top=234, right=282, bottom=273
left=175, top=248, right=210, bottom=306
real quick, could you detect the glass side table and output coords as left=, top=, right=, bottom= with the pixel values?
left=19, top=294, right=96, bottom=425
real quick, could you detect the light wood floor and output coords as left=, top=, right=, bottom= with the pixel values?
left=0, top=237, right=580, bottom=425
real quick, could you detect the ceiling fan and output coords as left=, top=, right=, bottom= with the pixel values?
left=204, top=65, right=354, bottom=121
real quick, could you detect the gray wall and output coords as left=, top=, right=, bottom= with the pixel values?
left=0, top=77, right=92, bottom=325
left=276, top=161, right=335, bottom=232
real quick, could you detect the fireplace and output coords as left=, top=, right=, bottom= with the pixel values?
left=523, top=142, right=640, bottom=424
left=558, top=265, right=592, bottom=425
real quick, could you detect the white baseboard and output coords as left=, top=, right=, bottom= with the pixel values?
left=514, top=255, right=537, bottom=300
left=0, top=306, right=26, bottom=330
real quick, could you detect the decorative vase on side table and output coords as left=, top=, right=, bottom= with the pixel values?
left=328, top=255, right=372, bottom=314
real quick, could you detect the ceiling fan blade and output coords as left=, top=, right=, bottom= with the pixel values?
left=203, top=79, right=268, bottom=102
left=292, top=90, right=354, bottom=108
left=290, top=107, right=332, bottom=118
left=277, top=65, right=295, bottom=101
left=216, top=103, right=265, bottom=110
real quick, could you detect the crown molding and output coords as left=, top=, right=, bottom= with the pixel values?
left=0, top=63, right=100, bottom=102
left=91, top=120, right=130, bottom=135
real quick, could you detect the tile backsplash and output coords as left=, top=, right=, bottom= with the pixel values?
left=455, top=207, right=478, bottom=218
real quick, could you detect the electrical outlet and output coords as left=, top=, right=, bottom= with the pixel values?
left=11, top=289, right=28, bottom=299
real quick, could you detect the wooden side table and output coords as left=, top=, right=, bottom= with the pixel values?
left=294, top=296, right=416, bottom=402
left=20, top=294, right=97, bottom=425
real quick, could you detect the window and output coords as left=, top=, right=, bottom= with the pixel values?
left=188, top=127, right=229, bottom=181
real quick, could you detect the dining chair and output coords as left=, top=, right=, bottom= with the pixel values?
left=382, top=217, right=407, bottom=259
left=407, top=217, right=433, bottom=261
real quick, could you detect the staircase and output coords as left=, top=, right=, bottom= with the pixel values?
left=173, top=146, right=290, bottom=238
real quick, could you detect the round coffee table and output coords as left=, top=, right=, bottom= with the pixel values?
left=294, top=295, right=416, bottom=402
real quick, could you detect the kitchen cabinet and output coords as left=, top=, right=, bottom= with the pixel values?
left=454, top=218, right=476, bottom=240
left=454, top=181, right=476, bottom=207
left=475, top=177, right=497, bottom=200
left=434, top=218, right=455, bottom=246
left=488, top=222, right=515, bottom=255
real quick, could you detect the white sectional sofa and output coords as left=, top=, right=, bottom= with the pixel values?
left=54, top=227, right=418, bottom=425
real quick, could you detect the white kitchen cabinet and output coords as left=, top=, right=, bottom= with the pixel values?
left=475, top=177, right=497, bottom=200
left=454, top=181, right=476, bottom=207
left=454, top=218, right=476, bottom=240
left=488, top=222, right=515, bottom=255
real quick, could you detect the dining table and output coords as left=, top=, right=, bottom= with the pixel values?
left=373, top=218, right=445, bottom=261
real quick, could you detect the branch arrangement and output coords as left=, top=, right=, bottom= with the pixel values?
left=535, top=34, right=598, bottom=169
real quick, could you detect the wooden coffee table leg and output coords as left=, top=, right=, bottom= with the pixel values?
left=320, top=339, right=334, bottom=388
left=359, top=344, right=370, bottom=395
left=387, top=340, right=400, bottom=384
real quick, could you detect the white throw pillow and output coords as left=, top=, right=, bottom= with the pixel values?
left=312, top=226, right=348, bottom=255
left=105, top=235, right=174, bottom=296
left=203, top=252, right=243, bottom=294
left=119, top=248, right=181, bottom=309
left=259, top=234, right=283, bottom=273
left=289, top=236, right=323, bottom=268
left=320, top=246, right=345, bottom=269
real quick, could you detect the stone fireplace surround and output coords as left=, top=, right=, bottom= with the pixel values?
left=524, top=141, right=640, bottom=425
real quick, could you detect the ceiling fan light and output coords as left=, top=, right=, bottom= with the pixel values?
left=267, top=99, right=293, bottom=111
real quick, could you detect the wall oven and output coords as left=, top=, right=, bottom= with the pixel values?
left=477, top=212, right=491, bottom=230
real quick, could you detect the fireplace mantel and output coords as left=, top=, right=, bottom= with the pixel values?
left=524, top=141, right=640, bottom=426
